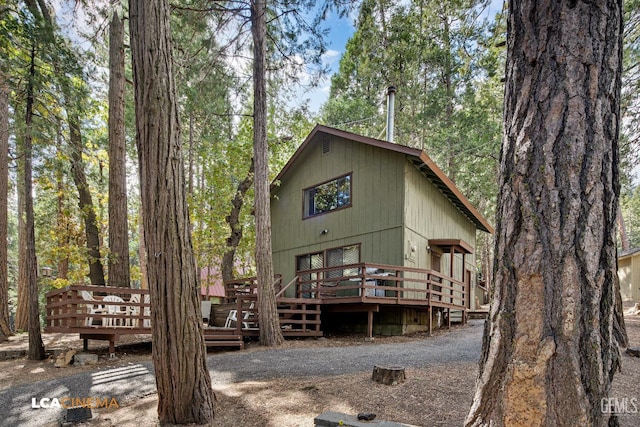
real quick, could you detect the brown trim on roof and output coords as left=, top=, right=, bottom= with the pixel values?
left=272, top=124, right=494, bottom=234
left=417, top=151, right=494, bottom=234
left=619, top=247, right=640, bottom=260
left=272, top=124, right=422, bottom=185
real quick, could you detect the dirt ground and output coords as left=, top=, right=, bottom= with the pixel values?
left=2, top=315, right=639, bottom=427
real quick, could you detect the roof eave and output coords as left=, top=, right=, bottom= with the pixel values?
left=417, top=151, right=494, bottom=234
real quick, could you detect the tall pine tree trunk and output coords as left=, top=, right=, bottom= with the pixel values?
left=56, top=123, right=69, bottom=280
left=188, top=112, right=194, bottom=196
left=129, top=0, right=215, bottom=423
left=0, top=75, right=11, bottom=338
left=138, top=218, right=147, bottom=289
left=107, top=7, right=130, bottom=288
left=15, top=154, right=28, bottom=332
left=24, top=45, right=44, bottom=360
left=222, top=158, right=254, bottom=283
left=67, top=103, right=106, bottom=286
left=442, top=13, right=456, bottom=183
left=251, top=0, right=284, bottom=347
left=466, top=2, right=626, bottom=426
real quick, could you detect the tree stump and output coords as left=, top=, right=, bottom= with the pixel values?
left=372, top=365, right=406, bottom=385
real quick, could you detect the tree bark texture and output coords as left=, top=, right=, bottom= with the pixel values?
left=56, top=126, right=69, bottom=280
left=251, top=0, right=284, bottom=347
left=24, top=46, right=45, bottom=360
left=372, top=365, right=406, bottom=385
left=466, top=2, right=626, bottom=426
left=129, top=0, right=215, bottom=424
left=15, top=152, right=28, bottom=332
left=107, top=8, right=130, bottom=288
left=138, top=218, right=147, bottom=289
left=188, top=112, right=194, bottom=195
left=67, top=106, right=106, bottom=286
left=0, top=77, right=11, bottom=337
left=222, top=157, right=254, bottom=283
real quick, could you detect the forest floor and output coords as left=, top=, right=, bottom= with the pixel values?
left=1, top=312, right=639, bottom=427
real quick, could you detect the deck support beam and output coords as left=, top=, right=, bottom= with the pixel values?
left=80, top=333, right=117, bottom=356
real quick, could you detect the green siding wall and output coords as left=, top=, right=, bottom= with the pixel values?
left=402, top=160, right=478, bottom=301
left=271, top=134, right=405, bottom=291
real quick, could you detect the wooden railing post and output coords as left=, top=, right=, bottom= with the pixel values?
left=300, top=303, right=305, bottom=332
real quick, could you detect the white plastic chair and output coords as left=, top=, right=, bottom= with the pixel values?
left=224, top=310, right=238, bottom=328
left=127, top=293, right=151, bottom=327
left=224, top=302, right=254, bottom=328
left=80, top=290, right=106, bottom=326
left=103, top=295, right=127, bottom=327
left=127, top=294, right=141, bottom=327
left=143, top=294, right=151, bottom=327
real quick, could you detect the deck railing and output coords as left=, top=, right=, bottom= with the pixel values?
left=45, top=285, right=151, bottom=332
left=223, top=274, right=282, bottom=302
left=229, top=293, right=322, bottom=336
left=294, top=263, right=468, bottom=309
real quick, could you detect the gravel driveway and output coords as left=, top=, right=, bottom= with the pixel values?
left=0, top=320, right=483, bottom=427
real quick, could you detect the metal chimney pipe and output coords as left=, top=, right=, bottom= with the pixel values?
left=386, top=86, right=396, bottom=142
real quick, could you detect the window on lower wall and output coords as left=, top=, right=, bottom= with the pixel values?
left=297, top=252, right=324, bottom=297
left=303, top=173, right=352, bottom=218
left=296, top=244, right=361, bottom=295
left=326, top=244, right=360, bottom=279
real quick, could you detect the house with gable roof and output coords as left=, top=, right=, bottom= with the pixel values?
left=269, top=124, right=493, bottom=335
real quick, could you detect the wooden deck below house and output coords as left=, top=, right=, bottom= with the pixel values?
left=226, top=262, right=470, bottom=337
left=45, top=264, right=469, bottom=351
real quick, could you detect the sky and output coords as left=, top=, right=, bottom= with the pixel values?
left=304, top=12, right=355, bottom=114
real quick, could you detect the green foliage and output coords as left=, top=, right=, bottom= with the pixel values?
left=322, top=0, right=503, bottom=225
left=0, top=1, right=112, bottom=291
left=168, top=0, right=329, bottom=275
left=621, top=185, right=640, bottom=249
left=2, top=0, right=634, bottom=305
left=621, top=0, right=640, bottom=186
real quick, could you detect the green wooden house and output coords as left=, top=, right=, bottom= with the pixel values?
left=270, top=124, right=493, bottom=335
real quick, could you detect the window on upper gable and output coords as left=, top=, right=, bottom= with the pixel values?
left=303, top=173, right=352, bottom=218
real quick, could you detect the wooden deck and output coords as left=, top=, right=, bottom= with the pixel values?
left=46, top=285, right=153, bottom=354
left=45, top=285, right=247, bottom=353
left=226, top=262, right=470, bottom=337
left=45, top=284, right=322, bottom=354
left=45, top=263, right=468, bottom=352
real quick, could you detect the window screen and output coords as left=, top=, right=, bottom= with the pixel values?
left=326, top=245, right=360, bottom=279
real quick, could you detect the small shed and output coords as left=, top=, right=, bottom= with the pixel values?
left=618, top=247, right=640, bottom=302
